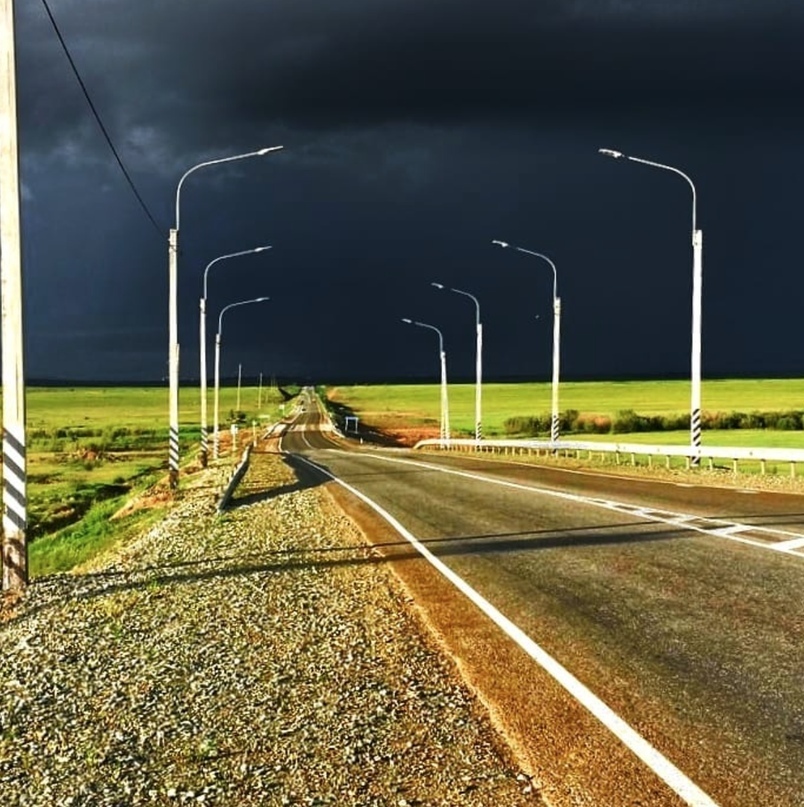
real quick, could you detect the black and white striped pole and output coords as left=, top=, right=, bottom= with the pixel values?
left=200, top=245, right=272, bottom=468
left=432, top=283, right=483, bottom=445
left=169, top=146, right=282, bottom=488
left=1, top=0, right=28, bottom=590
left=599, top=149, right=702, bottom=463
left=492, top=241, right=561, bottom=445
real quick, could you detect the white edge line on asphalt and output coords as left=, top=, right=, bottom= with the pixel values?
left=359, top=453, right=804, bottom=559
left=291, top=451, right=720, bottom=807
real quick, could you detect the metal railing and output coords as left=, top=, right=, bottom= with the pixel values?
left=413, top=437, right=804, bottom=477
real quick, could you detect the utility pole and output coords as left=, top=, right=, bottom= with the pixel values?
left=1, top=0, right=28, bottom=591
left=258, top=371, right=263, bottom=409
left=236, top=363, right=242, bottom=411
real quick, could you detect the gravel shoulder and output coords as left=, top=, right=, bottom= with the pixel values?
left=0, top=447, right=540, bottom=806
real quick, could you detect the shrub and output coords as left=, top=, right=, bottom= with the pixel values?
left=503, top=415, right=549, bottom=436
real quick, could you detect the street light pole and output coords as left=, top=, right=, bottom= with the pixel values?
left=402, top=318, right=450, bottom=446
left=199, top=245, right=271, bottom=468
left=599, top=148, right=702, bottom=460
left=214, top=297, right=270, bottom=459
left=169, top=145, right=282, bottom=488
left=432, top=283, right=483, bottom=443
left=0, top=0, right=28, bottom=590
left=492, top=241, right=562, bottom=443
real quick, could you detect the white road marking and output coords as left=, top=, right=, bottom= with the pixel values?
left=710, top=524, right=751, bottom=537
left=773, top=536, right=804, bottom=551
left=344, top=452, right=804, bottom=559
left=292, top=452, right=721, bottom=807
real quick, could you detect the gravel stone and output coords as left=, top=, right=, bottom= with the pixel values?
left=1, top=450, right=540, bottom=805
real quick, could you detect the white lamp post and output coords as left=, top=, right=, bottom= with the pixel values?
left=431, top=283, right=483, bottom=444
left=402, top=318, right=450, bottom=446
left=0, top=0, right=27, bottom=589
left=214, top=297, right=270, bottom=458
left=492, top=240, right=562, bottom=444
left=168, top=145, right=282, bottom=487
left=599, top=148, right=702, bottom=460
left=199, top=245, right=271, bottom=467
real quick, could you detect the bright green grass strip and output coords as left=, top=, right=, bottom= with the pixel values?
left=328, top=380, right=804, bottom=436
left=23, top=385, right=288, bottom=435
left=580, top=430, right=804, bottom=449
left=29, top=497, right=164, bottom=577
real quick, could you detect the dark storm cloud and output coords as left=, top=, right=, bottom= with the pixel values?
left=14, top=0, right=804, bottom=382
left=19, top=0, right=804, bottom=154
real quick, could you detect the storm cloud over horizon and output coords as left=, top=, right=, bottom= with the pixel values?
left=15, top=0, right=804, bottom=383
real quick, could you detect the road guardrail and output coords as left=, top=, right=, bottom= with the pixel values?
left=413, top=437, right=804, bottom=477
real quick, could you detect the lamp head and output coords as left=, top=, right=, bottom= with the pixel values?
left=258, top=146, right=284, bottom=155
left=255, top=246, right=272, bottom=253
left=598, top=148, right=624, bottom=159
left=431, top=282, right=444, bottom=289
left=401, top=318, right=413, bottom=324
left=256, top=296, right=270, bottom=303
left=491, top=240, right=509, bottom=248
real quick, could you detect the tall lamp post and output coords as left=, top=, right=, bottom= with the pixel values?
left=168, top=145, right=282, bottom=488
left=1, top=0, right=27, bottom=589
left=431, top=283, right=483, bottom=444
left=599, top=148, right=702, bottom=460
left=214, top=297, right=270, bottom=458
left=199, top=245, right=271, bottom=468
left=401, top=318, right=450, bottom=446
left=492, top=240, right=562, bottom=443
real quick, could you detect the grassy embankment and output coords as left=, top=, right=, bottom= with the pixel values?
left=3, top=384, right=291, bottom=577
left=326, top=378, right=804, bottom=450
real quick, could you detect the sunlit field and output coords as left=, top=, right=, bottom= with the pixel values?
left=327, top=379, right=804, bottom=444
left=1, top=384, right=290, bottom=576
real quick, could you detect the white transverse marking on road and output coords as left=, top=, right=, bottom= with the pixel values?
left=292, top=452, right=721, bottom=807
left=354, top=453, right=804, bottom=559
left=773, top=536, right=804, bottom=551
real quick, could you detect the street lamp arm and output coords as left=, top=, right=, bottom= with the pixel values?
left=492, top=240, right=558, bottom=301
left=514, top=247, right=558, bottom=301
left=432, top=282, right=481, bottom=324
left=625, top=156, right=697, bottom=232
left=450, top=288, right=481, bottom=324
left=402, top=317, right=444, bottom=353
left=203, top=245, right=272, bottom=298
left=599, top=149, right=697, bottom=233
left=174, top=145, right=284, bottom=230
left=218, top=296, right=270, bottom=337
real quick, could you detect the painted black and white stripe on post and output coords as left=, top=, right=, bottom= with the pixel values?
left=169, top=426, right=180, bottom=475
left=3, top=425, right=26, bottom=533
left=200, top=426, right=208, bottom=463
left=476, top=422, right=483, bottom=442
left=551, top=414, right=560, bottom=444
left=691, top=407, right=702, bottom=465
left=691, top=408, right=702, bottom=448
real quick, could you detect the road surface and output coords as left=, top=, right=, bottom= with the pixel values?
left=277, top=392, right=804, bottom=806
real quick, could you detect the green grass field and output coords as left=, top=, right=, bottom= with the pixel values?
left=327, top=379, right=804, bottom=441
left=2, top=384, right=292, bottom=577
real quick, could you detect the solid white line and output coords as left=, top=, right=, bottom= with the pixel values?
left=293, top=452, right=720, bottom=807
left=354, top=453, right=804, bottom=559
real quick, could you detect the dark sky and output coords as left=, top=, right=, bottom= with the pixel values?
left=15, top=0, right=804, bottom=383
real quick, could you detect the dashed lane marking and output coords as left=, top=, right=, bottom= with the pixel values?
left=322, top=451, right=804, bottom=560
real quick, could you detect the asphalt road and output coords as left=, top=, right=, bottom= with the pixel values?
left=280, top=393, right=804, bottom=807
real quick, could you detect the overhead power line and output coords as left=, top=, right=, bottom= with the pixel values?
left=39, top=0, right=165, bottom=238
